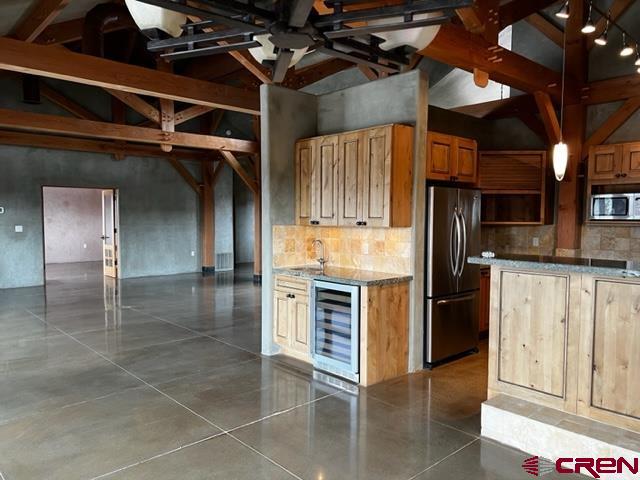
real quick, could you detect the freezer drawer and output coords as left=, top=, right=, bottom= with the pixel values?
left=425, top=291, right=479, bottom=365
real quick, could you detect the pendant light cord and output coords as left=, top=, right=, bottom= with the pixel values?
left=560, top=20, right=566, bottom=143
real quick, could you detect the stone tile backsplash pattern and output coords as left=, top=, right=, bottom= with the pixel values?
left=481, top=225, right=556, bottom=256
left=581, top=225, right=640, bottom=261
left=272, top=225, right=412, bottom=275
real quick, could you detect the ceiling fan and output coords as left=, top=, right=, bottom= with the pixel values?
left=129, top=0, right=473, bottom=83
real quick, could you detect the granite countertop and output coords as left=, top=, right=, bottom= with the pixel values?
left=468, top=253, right=640, bottom=279
left=273, top=265, right=413, bottom=286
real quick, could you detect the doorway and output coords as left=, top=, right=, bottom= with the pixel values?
left=42, top=186, right=119, bottom=282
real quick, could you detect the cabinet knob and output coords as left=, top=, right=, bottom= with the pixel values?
left=622, top=173, right=628, bottom=177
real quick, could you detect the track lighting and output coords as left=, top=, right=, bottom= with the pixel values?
left=594, top=21, right=608, bottom=46
left=635, top=47, right=640, bottom=66
left=555, top=1, right=569, bottom=19
left=581, top=4, right=595, bottom=34
left=620, top=33, right=634, bottom=56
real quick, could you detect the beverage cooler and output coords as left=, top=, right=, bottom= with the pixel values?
left=311, top=281, right=360, bottom=383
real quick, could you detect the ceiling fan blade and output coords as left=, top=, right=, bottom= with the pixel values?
left=288, top=0, right=315, bottom=28
left=272, top=50, right=295, bottom=83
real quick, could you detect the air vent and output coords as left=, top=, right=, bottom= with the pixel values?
left=216, top=252, right=234, bottom=271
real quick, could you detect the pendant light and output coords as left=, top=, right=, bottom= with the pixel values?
left=620, top=33, right=634, bottom=56
left=594, top=20, right=608, bottom=46
left=581, top=3, right=596, bottom=34
left=635, top=46, right=640, bottom=67
left=555, top=1, right=570, bottom=19
left=554, top=26, right=569, bottom=182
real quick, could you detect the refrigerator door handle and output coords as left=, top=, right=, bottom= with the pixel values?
left=454, top=210, right=462, bottom=277
left=436, top=294, right=475, bottom=305
left=458, top=210, right=467, bottom=278
left=449, top=209, right=458, bottom=277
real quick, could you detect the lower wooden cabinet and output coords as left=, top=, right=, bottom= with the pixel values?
left=488, top=266, right=640, bottom=434
left=273, top=275, right=311, bottom=361
left=479, top=268, right=490, bottom=333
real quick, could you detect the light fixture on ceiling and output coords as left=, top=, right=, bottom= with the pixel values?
left=554, top=26, right=568, bottom=182
left=555, top=1, right=570, bottom=19
left=124, top=0, right=186, bottom=38
left=594, top=20, right=608, bottom=46
left=635, top=46, right=640, bottom=66
left=581, top=3, right=596, bottom=34
left=620, top=33, right=634, bottom=56
left=366, top=12, right=442, bottom=51
left=248, top=34, right=308, bottom=69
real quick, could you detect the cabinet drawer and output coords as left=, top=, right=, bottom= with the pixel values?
left=274, top=275, right=310, bottom=295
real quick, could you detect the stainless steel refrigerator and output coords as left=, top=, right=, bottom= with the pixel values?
left=424, top=185, right=481, bottom=368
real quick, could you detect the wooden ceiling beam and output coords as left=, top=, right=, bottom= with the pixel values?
left=533, top=90, right=561, bottom=144
left=12, top=0, right=72, bottom=43
left=516, top=112, right=549, bottom=143
left=105, top=89, right=161, bottom=124
left=0, top=37, right=260, bottom=115
left=39, top=82, right=104, bottom=121
left=582, top=96, right=640, bottom=157
left=34, top=16, right=134, bottom=45
left=526, top=13, right=564, bottom=47
left=0, top=130, right=203, bottom=160
left=452, top=94, right=538, bottom=119
left=167, top=158, right=201, bottom=194
left=281, top=58, right=354, bottom=90
left=0, top=108, right=258, bottom=153
left=583, top=74, right=640, bottom=104
left=174, top=105, right=215, bottom=125
left=358, top=65, right=379, bottom=81
left=419, top=23, right=574, bottom=101
left=587, top=0, right=634, bottom=50
left=220, top=151, right=260, bottom=195
left=499, top=0, right=560, bottom=29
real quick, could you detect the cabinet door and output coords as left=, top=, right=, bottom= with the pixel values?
left=290, top=295, right=310, bottom=355
left=295, top=139, right=315, bottom=225
left=362, top=125, right=392, bottom=227
left=337, top=131, right=365, bottom=226
left=589, top=145, right=621, bottom=183
left=426, top=132, right=454, bottom=181
left=622, top=142, right=640, bottom=182
left=453, top=137, right=478, bottom=183
left=312, top=135, right=339, bottom=226
left=273, top=290, right=291, bottom=347
left=479, top=268, right=491, bottom=332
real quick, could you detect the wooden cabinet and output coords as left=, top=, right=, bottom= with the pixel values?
left=479, top=267, right=490, bottom=333
left=588, top=142, right=640, bottom=184
left=426, top=131, right=478, bottom=183
left=478, top=150, right=550, bottom=225
left=296, top=123, right=413, bottom=228
left=273, top=275, right=311, bottom=361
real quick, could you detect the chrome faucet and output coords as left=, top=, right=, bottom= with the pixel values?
left=312, top=239, right=328, bottom=272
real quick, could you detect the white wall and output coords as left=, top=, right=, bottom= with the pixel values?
left=43, top=187, right=103, bottom=264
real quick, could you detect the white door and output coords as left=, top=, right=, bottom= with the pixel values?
left=101, top=190, right=117, bottom=278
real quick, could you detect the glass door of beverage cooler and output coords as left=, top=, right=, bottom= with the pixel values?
left=311, top=281, right=360, bottom=382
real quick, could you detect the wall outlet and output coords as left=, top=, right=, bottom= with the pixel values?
left=191, top=251, right=195, bottom=257
left=14, top=225, right=23, bottom=233
left=532, top=237, right=540, bottom=247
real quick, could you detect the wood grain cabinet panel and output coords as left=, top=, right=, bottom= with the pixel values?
left=295, top=139, right=315, bottom=225
left=497, top=271, right=568, bottom=397
left=363, top=125, right=392, bottom=227
left=590, top=281, right=640, bottom=420
left=273, top=276, right=311, bottom=362
left=337, top=131, right=365, bottom=227
left=622, top=143, right=640, bottom=182
left=313, top=135, right=339, bottom=226
left=291, top=296, right=310, bottom=355
left=426, top=132, right=454, bottom=181
left=453, top=137, right=478, bottom=183
left=589, top=145, right=621, bottom=183
left=273, top=290, right=291, bottom=347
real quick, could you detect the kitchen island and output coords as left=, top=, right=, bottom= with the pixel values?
left=469, top=254, right=640, bottom=445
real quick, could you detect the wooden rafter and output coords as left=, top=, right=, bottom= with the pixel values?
left=0, top=108, right=258, bottom=153
left=212, top=160, right=225, bottom=184
left=157, top=59, right=175, bottom=153
left=0, top=130, right=202, bottom=161
left=225, top=47, right=272, bottom=84
left=419, top=23, right=574, bottom=101
left=453, top=94, right=538, bottom=119
left=533, top=91, right=561, bottom=144
left=39, top=82, right=103, bottom=121
left=499, top=0, right=560, bottom=29
left=587, top=0, right=634, bottom=50
left=105, top=89, right=161, bottom=124
left=582, top=97, right=640, bottom=157
left=220, top=151, right=260, bottom=195
left=583, top=74, right=640, bottom=105
left=0, top=37, right=260, bottom=115
left=516, top=112, right=549, bottom=143
left=456, top=6, right=484, bottom=34
left=174, top=105, right=215, bottom=125
left=35, top=17, right=133, bottom=45
left=12, top=0, right=72, bottom=43
left=526, top=13, right=564, bottom=47
left=167, top=158, right=201, bottom=194
left=358, top=65, right=379, bottom=81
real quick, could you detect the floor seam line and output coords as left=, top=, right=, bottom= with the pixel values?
left=406, top=437, right=479, bottom=480
left=24, top=309, right=228, bottom=434
left=225, top=433, right=305, bottom=480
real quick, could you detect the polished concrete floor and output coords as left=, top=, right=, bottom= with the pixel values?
left=0, top=262, right=572, bottom=479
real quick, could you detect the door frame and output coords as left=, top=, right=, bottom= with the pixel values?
left=40, top=185, right=120, bottom=282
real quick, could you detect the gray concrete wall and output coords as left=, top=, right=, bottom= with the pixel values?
left=260, top=85, right=318, bottom=355
left=214, top=164, right=234, bottom=270
left=42, top=187, right=103, bottom=264
left=234, top=173, right=255, bottom=264
left=0, top=147, right=200, bottom=289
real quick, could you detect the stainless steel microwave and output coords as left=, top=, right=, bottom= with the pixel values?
left=590, top=193, right=640, bottom=220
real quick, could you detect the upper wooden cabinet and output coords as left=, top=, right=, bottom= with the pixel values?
left=426, top=131, right=478, bottom=183
left=296, top=124, right=414, bottom=228
left=589, top=142, right=640, bottom=184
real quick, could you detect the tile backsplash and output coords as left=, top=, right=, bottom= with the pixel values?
left=481, top=225, right=556, bottom=256
left=581, top=225, right=640, bottom=261
left=272, top=225, right=412, bottom=275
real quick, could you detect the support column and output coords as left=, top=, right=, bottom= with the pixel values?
left=555, top=0, right=586, bottom=255
left=252, top=115, right=262, bottom=283
left=201, top=161, right=215, bottom=274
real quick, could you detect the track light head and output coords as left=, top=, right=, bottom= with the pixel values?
left=594, top=29, right=608, bottom=46
left=581, top=4, right=596, bottom=33
left=555, top=1, right=570, bottom=19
